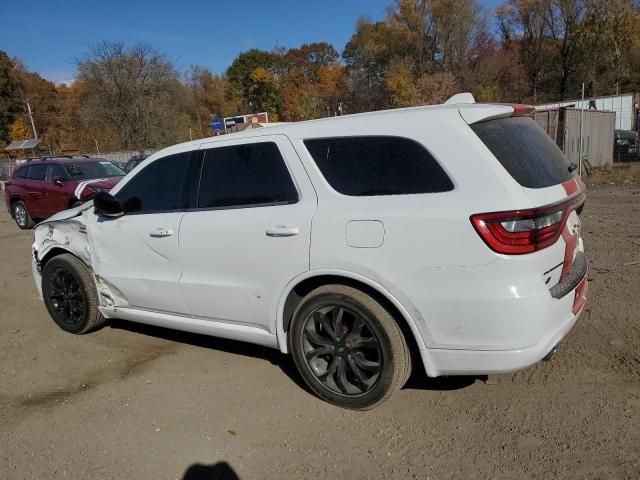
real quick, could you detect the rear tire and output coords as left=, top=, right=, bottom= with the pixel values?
left=289, top=284, right=411, bottom=410
left=41, top=254, right=105, bottom=334
left=12, top=201, right=34, bottom=229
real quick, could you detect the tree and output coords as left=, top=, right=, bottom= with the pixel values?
left=497, top=0, right=552, bottom=102
left=186, top=66, right=238, bottom=135
left=343, top=18, right=407, bottom=111
left=545, top=0, right=588, bottom=100
left=77, top=41, right=178, bottom=149
left=226, top=49, right=279, bottom=111
left=460, top=33, right=529, bottom=102
left=247, top=67, right=281, bottom=120
left=8, top=116, right=30, bottom=140
left=385, top=58, right=419, bottom=106
left=582, top=0, right=640, bottom=94
left=0, top=50, right=20, bottom=147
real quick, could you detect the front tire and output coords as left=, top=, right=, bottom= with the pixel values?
left=41, top=254, right=105, bottom=334
left=289, top=285, right=411, bottom=410
left=12, top=201, right=34, bottom=229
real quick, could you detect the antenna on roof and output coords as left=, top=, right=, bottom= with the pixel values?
left=444, top=93, right=476, bottom=105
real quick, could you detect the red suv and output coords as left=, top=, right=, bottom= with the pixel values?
left=4, top=157, right=125, bottom=229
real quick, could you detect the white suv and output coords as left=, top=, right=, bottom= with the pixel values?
left=32, top=95, right=588, bottom=409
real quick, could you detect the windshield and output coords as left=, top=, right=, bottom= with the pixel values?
left=63, top=161, right=125, bottom=180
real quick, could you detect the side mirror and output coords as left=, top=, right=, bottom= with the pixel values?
left=52, top=176, right=63, bottom=186
left=93, top=191, right=124, bottom=218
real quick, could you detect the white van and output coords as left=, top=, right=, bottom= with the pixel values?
left=32, top=95, right=588, bottom=409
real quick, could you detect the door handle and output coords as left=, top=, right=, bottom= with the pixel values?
left=266, top=226, right=299, bottom=237
left=149, top=228, right=174, bottom=238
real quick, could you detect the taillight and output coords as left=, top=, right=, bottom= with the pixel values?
left=471, top=193, right=585, bottom=255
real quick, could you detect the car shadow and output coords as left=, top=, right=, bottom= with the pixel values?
left=109, top=319, right=481, bottom=395
left=108, top=319, right=309, bottom=392
left=404, top=372, right=485, bottom=391
left=181, top=462, right=240, bottom=480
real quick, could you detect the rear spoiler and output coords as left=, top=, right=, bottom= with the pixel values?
left=444, top=93, right=535, bottom=125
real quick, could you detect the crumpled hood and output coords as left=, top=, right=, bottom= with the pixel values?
left=36, top=201, right=93, bottom=226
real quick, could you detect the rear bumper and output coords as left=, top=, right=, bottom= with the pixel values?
left=420, top=304, right=583, bottom=376
left=392, top=247, right=589, bottom=377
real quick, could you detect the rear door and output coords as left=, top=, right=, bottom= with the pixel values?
left=178, top=135, right=316, bottom=333
left=42, top=164, right=68, bottom=216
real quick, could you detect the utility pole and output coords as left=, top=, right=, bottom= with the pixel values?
left=24, top=101, right=38, bottom=139
left=578, top=83, right=585, bottom=178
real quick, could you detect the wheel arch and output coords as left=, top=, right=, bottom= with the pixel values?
left=276, top=270, right=427, bottom=374
left=39, top=246, right=86, bottom=270
left=8, top=195, right=22, bottom=216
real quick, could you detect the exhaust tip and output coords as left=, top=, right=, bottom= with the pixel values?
left=542, top=345, right=558, bottom=362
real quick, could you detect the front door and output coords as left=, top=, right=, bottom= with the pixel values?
left=178, top=136, right=317, bottom=333
left=87, top=150, right=201, bottom=314
left=42, top=164, right=68, bottom=216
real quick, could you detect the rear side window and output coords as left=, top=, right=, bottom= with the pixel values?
left=304, top=136, right=453, bottom=196
left=471, top=116, right=574, bottom=189
left=27, top=164, right=47, bottom=181
left=115, top=151, right=199, bottom=213
left=198, top=142, right=298, bottom=209
left=15, top=166, right=29, bottom=179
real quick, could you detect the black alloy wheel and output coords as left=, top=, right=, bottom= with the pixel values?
left=46, top=265, right=86, bottom=330
left=41, top=254, right=106, bottom=334
left=290, top=285, right=411, bottom=410
left=301, top=305, right=382, bottom=395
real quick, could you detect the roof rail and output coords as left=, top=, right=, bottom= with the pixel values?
left=26, top=155, right=75, bottom=162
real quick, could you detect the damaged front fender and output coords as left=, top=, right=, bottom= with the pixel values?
left=32, top=204, right=128, bottom=309
left=33, top=216, right=92, bottom=268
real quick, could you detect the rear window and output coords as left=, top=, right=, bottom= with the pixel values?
left=617, top=130, right=637, bottom=141
left=471, top=116, right=574, bottom=189
left=304, top=136, right=453, bottom=196
left=64, top=161, right=125, bottom=180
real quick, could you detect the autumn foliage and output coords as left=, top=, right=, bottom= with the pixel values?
left=2, top=0, right=640, bottom=153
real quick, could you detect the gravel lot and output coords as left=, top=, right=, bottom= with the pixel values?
left=1, top=185, right=639, bottom=480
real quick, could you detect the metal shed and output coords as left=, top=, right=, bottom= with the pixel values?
left=535, top=108, right=615, bottom=167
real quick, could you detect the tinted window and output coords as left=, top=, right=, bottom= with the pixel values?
left=46, top=164, right=66, bottom=181
left=15, top=166, right=29, bottom=179
left=198, top=142, right=298, bottom=209
left=27, top=164, right=47, bottom=181
left=63, top=161, right=125, bottom=180
left=304, top=136, right=453, bottom=196
left=115, top=151, right=198, bottom=213
left=471, top=116, right=574, bottom=189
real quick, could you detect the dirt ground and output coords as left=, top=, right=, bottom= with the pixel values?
left=1, top=185, right=639, bottom=480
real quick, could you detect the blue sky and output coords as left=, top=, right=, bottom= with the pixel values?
left=0, top=0, right=502, bottom=84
